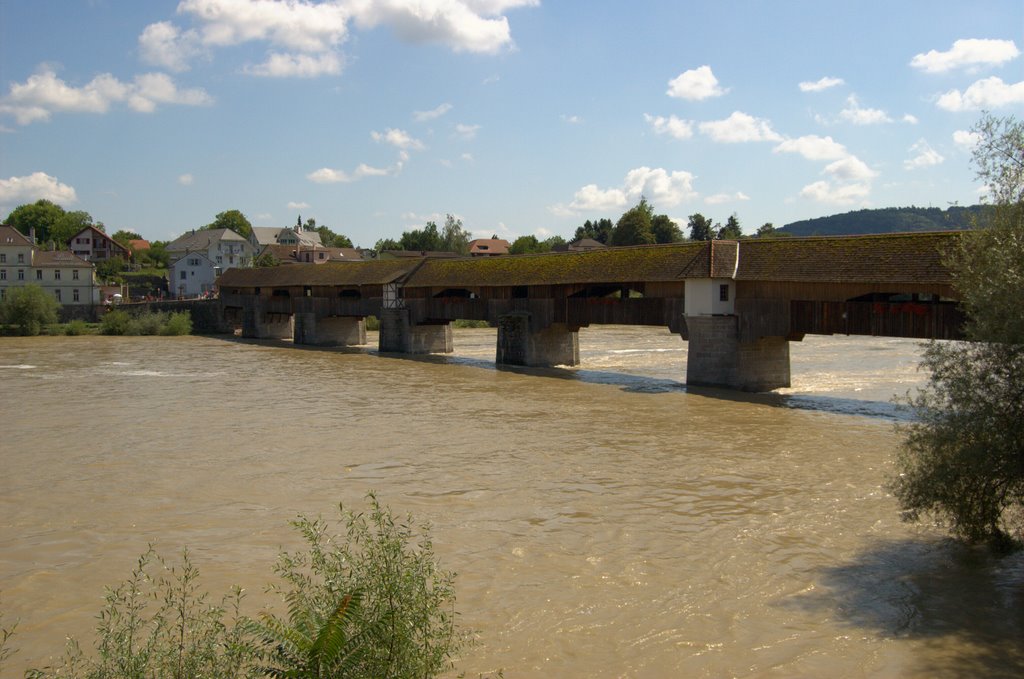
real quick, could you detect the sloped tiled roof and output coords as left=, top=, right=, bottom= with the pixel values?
left=735, top=231, right=961, bottom=284
left=469, top=238, right=510, bottom=255
left=0, top=225, right=34, bottom=246
left=167, top=228, right=248, bottom=251
left=34, top=250, right=92, bottom=267
left=405, top=242, right=707, bottom=287
left=217, top=259, right=419, bottom=287
left=251, top=227, right=285, bottom=245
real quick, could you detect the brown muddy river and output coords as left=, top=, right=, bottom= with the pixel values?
left=1, top=328, right=1022, bottom=677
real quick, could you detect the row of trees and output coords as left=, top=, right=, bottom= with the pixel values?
left=373, top=214, right=473, bottom=255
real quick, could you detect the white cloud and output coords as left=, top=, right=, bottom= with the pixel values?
left=644, top=113, right=693, bottom=140
left=910, top=38, right=1020, bottom=73
left=799, top=76, right=844, bottom=92
left=561, top=114, right=583, bottom=124
left=414, top=102, right=453, bottom=121
left=799, top=180, right=871, bottom=205
left=953, top=129, right=982, bottom=151
left=245, top=51, right=344, bottom=77
left=824, top=155, right=877, bottom=181
left=774, top=135, right=848, bottom=161
left=371, top=127, right=425, bottom=150
left=454, top=123, right=480, bottom=140
left=936, top=76, right=1024, bottom=111
left=0, top=66, right=211, bottom=124
left=705, top=192, right=749, bottom=205
left=553, top=166, right=697, bottom=215
left=0, top=172, right=77, bottom=205
left=904, top=139, right=944, bottom=170
left=699, top=111, right=782, bottom=143
left=287, top=201, right=310, bottom=209
left=178, top=0, right=351, bottom=52
left=349, top=0, right=537, bottom=54
left=129, top=72, right=214, bottom=112
left=903, top=114, right=919, bottom=124
left=667, top=65, right=727, bottom=100
left=178, top=173, right=194, bottom=186
left=139, top=21, right=203, bottom=72
left=839, top=95, right=892, bottom=125
left=307, top=163, right=391, bottom=183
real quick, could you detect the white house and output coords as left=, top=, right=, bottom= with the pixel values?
left=165, top=228, right=255, bottom=297
left=68, top=224, right=130, bottom=262
left=0, top=225, right=100, bottom=308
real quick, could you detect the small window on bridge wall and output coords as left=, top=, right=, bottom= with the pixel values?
left=339, top=289, right=360, bottom=299
left=272, top=289, right=290, bottom=298
left=512, top=285, right=528, bottom=299
left=304, top=286, right=312, bottom=297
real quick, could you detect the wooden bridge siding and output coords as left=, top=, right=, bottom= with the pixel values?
left=790, top=300, right=965, bottom=339
left=735, top=280, right=958, bottom=302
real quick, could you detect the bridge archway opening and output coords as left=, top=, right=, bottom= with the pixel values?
left=433, top=288, right=474, bottom=299
left=339, top=289, right=361, bottom=299
left=272, top=289, right=290, bottom=298
left=570, top=285, right=644, bottom=299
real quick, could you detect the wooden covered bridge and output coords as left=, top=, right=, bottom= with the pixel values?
left=217, top=231, right=964, bottom=391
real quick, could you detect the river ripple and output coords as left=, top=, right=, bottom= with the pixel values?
left=1, top=329, right=1021, bottom=677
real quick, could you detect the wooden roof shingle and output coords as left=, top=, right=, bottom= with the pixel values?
left=217, top=259, right=418, bottom=288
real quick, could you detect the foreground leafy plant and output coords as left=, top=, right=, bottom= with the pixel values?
left=24, top=495, right=466, bottom=678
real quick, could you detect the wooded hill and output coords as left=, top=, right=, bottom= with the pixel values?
left=779, top=205, right=987, bottom=236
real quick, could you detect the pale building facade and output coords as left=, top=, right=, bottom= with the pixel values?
left=0, top=225, right=100, bottom=308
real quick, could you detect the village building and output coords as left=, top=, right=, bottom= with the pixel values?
left=166, top=228, right=255, bottom=297
left=468, top=238, right=511, bottom=256
left=0, top=225, right=100, bottom=312
left=68, top=224, right=130, bottom=262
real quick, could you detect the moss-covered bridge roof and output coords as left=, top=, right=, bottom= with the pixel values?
left=217, top=231, right=961, bottom=289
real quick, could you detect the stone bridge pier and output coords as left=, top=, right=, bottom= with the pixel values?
left=378, top=308, right=453, bottom=354
left=294, top=312, right=367, bottom=346
left=684, top=315, right=790, bottom=391
left=242, top=305, right=292, bottom=340
left=496, top=312, right=580, bottom=367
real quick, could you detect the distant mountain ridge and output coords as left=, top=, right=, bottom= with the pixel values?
left=779, top=205, right=987, bottom=237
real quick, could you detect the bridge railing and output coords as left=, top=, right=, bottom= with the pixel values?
left=790, top=300, right=965, bottom=340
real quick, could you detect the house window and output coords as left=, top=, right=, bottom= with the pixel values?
left=0, top=289, right=4, bottom=300
left=54, top=269, right=61, bottom=280
left=229, top=255, right=234, bottom=264
left=719, top=284, right=729, bottom=302
left=73, top=289, right=80, bottom=302
left=216, top=256, right=222, bottom=264
left=54, top=289, right=61, bottom=301
left=0, top=269, right=5, bottom=280
left=18, top=253, right=25, bottom=263
left=318, top=252, right=325, bottom=260
left=0, top=253, right=5, bottom=262
left=73, top=269, right=79, bottom=280
left=18, top=269, right=24, bottom=280
left=36, top=269, right=43, bottom=280
left=180, top=270, right=187, bottom=280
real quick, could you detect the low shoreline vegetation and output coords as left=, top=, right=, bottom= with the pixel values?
left=100, top=309, right=192, bottom=336
left=7, top=495, right=468, bottom=679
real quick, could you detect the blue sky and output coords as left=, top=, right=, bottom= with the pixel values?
left=1, top=1, right=1022, bottom=246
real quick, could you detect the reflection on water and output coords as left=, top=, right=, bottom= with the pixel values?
left=0, top=329, right=1020, bottom=678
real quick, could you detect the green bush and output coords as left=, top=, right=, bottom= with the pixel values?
left=136, top=311, right=166, bottom=335
left=100, top=309, right=139, bottom=335
left=24, top=495, right=467, bottom=679
left=0, top=285, right=60, bottom=336
left=63, top=319, right=91, bottom=336
left=160, top=311, right=193, bottom=336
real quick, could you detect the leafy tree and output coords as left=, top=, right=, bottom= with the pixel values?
left=316, top=225, right=354, bottom=249
left=95, top=256, right=128, bottom=282
left=610, top=197, right=655, bottom=246
left=205, top=210, right=253, bottom=239
left=0, top=284, right=60, bottom=335
left=509, top=235, right=541, bottom=254
left=543, top=235, right=567, bottom=250
left=5, top=202, right=102, bottom=249
left=755, top=222, right=776, bottom=237
left=717, top=214, right=743, bottom=240
left=112, top=230, right=143, bottom=246
left=574, top=218, right=614, bottom=244
left=374, top=238, right=402, bottom=253
left=439, top=214, right=472, bottom=254
left=687, top=213, right=715, bottom=241
left=140, top=240, right=170, bottom=269
left=253, top=250, right=281, bottom=267
left=651, top=214, right=683, bottom=243
left=399, top=221, right=442, bottom=252
left=892, top=113, right=1024, bottom=549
